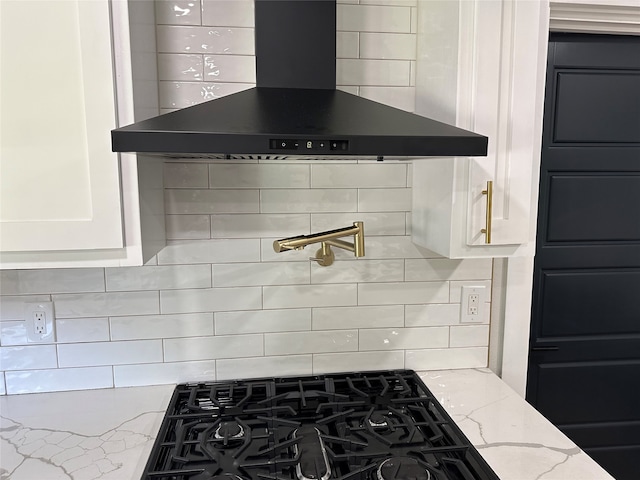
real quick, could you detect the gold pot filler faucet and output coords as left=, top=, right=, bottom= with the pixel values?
left=273, top=221, right=364, bottom=267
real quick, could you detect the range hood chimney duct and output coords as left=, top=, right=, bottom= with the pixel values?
left=255, top=0, right=335, bottom=90
left=111, top=0, right=488, bottom=160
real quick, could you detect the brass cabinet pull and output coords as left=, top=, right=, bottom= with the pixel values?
left=481, top=181, right=493, bottom=244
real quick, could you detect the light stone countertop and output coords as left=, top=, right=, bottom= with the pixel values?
left=0, top=369, right=614, bottom=480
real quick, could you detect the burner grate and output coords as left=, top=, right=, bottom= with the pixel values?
left=142, top=370, right=498, bottom=480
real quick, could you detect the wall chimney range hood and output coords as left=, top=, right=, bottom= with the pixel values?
left=111, top=0, right=488, bottom=160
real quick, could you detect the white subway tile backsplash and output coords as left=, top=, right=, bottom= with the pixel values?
left=360, top=0, right=417, bottom=7
left=57, top=317, right=110, bottom=343
left=110, top=313, right=214, bottom=340
left=209, top=164, right=310, bottom=189
left=410, top=60, right=416, bottom=86
left=211, top=214, right=309, bottom=239
left=57, top=340, right=163, bottom=368
left=311, top=213, right=406, bottom=236
left=114, top=360, right=217, bottom=387
left=0, top=372, right=5, bottom=395
left=410, top=7, right=418, bottom=34
left=0, top=321, right=27, bottom=345
left=213, top=262, right=309, bottom=287
left=166, top=189, right=259, bottom=214
left=160, top=287, right=262, bottom=314
left=204, top=55, right=256, bottom=83
left=215, top=309, right=311, bottom=335
left=337, top=4, right=412, bottom=33
left=105, top=265, right=211, bottom=291
left=311, top=164, right=407, bottom=188
left=155, top=0, right=202, bottom=25
left=359, top=327, right=449, bottom=351
left=312, top=305, right=404, bottom=330
left=360, top=33, right=416, bottom=60
left=261, top=189, right=358, bottom=214
left=5, top=367, right=113, bottom=395
left=265, top=330, right=358, bottom=356
left=358, top=282, right=449, bottom=306
left=157, top=239, right=261, bottom=264
left=201, top=0, right=254, bottom=27
left=159, top=81, right=253, bottom=108
left=405, top=347, right=489, bottom=370
left=359, top=86, right=416, bottom=112
left=0, top=345, right=57, bottom=371
left=313, top=351, right=404, bottom=374
left=405, top=258, right=493, bottom=282
left=337, top=59, right=411, bottom=86
left=311, top=259, right=404, bottom=284
left=0, top=271, right=19, bottom=295
left=264, top=284, right=357, bottom=309
left=0, top=269, right=104, bottom=295
left=52, top=292, right=159, bottom=319
left=450, top=325, right=491, bottom=348
left=405, top=304, right=461, bottom=327
left=363, top=236, right=439, bottom=259
left=158, top=54, right=204, bottom=81
left=337, top=85, right=359, bottom=95
left=156, top=26, right=255, bottom=54
left=358, top=188, right=411, bottom=212
left=164, top=162, right=209, bottom=188
left=337, top=32, right=359, bottom=58
left=164, top=334, right=263, bottom=362
left=217, top=355, right=313, bottom=380
left=166, top=215, right=211, bottom=240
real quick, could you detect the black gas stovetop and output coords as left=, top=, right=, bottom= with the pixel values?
left=142, top=370, right=499, bottom=480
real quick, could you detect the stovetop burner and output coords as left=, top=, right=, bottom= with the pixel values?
left=377, top=457, right=431, bottom=480
left=142, top=370, right=498, bottom=480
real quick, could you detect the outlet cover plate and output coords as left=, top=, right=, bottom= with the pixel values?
left=460, top=285, right=487, bottom=324
left=25, top=302, right=56, bottom=343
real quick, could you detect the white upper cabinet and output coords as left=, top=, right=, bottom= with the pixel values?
left=412, top=0, right=549, bottom=258
left=0, top=0, right=164, bottom=268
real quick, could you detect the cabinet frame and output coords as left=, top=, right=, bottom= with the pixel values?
left=412, top=0, right=549, bottom=259
left=0, top=0, right=164, bottom=269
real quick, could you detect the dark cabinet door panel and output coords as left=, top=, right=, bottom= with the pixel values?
left=537, top=269, right=640, bottom=337
left=564, top=422, right=640, bottom=449
left=546, top=175, right=640, bottom=242
left=584, top=447, right=640, bottom=480
left=532, top=361, right=640, bottom=424
left=553, top=72, right=640, bottom=143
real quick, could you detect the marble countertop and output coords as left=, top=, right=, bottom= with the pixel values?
left=0, top=369, right=614, bottom=480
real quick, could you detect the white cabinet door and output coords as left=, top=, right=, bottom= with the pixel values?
left=412, top=0, right=549, bottom=258
left=0, top=0, right=164, bottom=269
left=0, top=0, right=122, bottom=252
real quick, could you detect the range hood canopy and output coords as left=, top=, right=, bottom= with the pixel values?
left=112, top=0, right=488, bottom=160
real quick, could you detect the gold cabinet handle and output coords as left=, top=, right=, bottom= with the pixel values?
left=481, top=181, right=493, bottom=244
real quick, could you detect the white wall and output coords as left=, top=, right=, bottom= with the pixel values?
left=0, top=0, right=493, bottom=395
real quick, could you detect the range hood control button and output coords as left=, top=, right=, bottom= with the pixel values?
left=330, top=140, right=348, bottom=151
left=270, top=139, right=299, bottom=150
left=302, top=141, right=329, bottom=151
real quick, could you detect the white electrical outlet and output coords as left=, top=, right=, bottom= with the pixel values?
left=460, top=286, right=487, bottom=323
left=25, top=302, right=56, bottom=343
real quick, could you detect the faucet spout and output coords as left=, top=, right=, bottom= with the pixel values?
left=273, top=222, right=365, bottom=259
